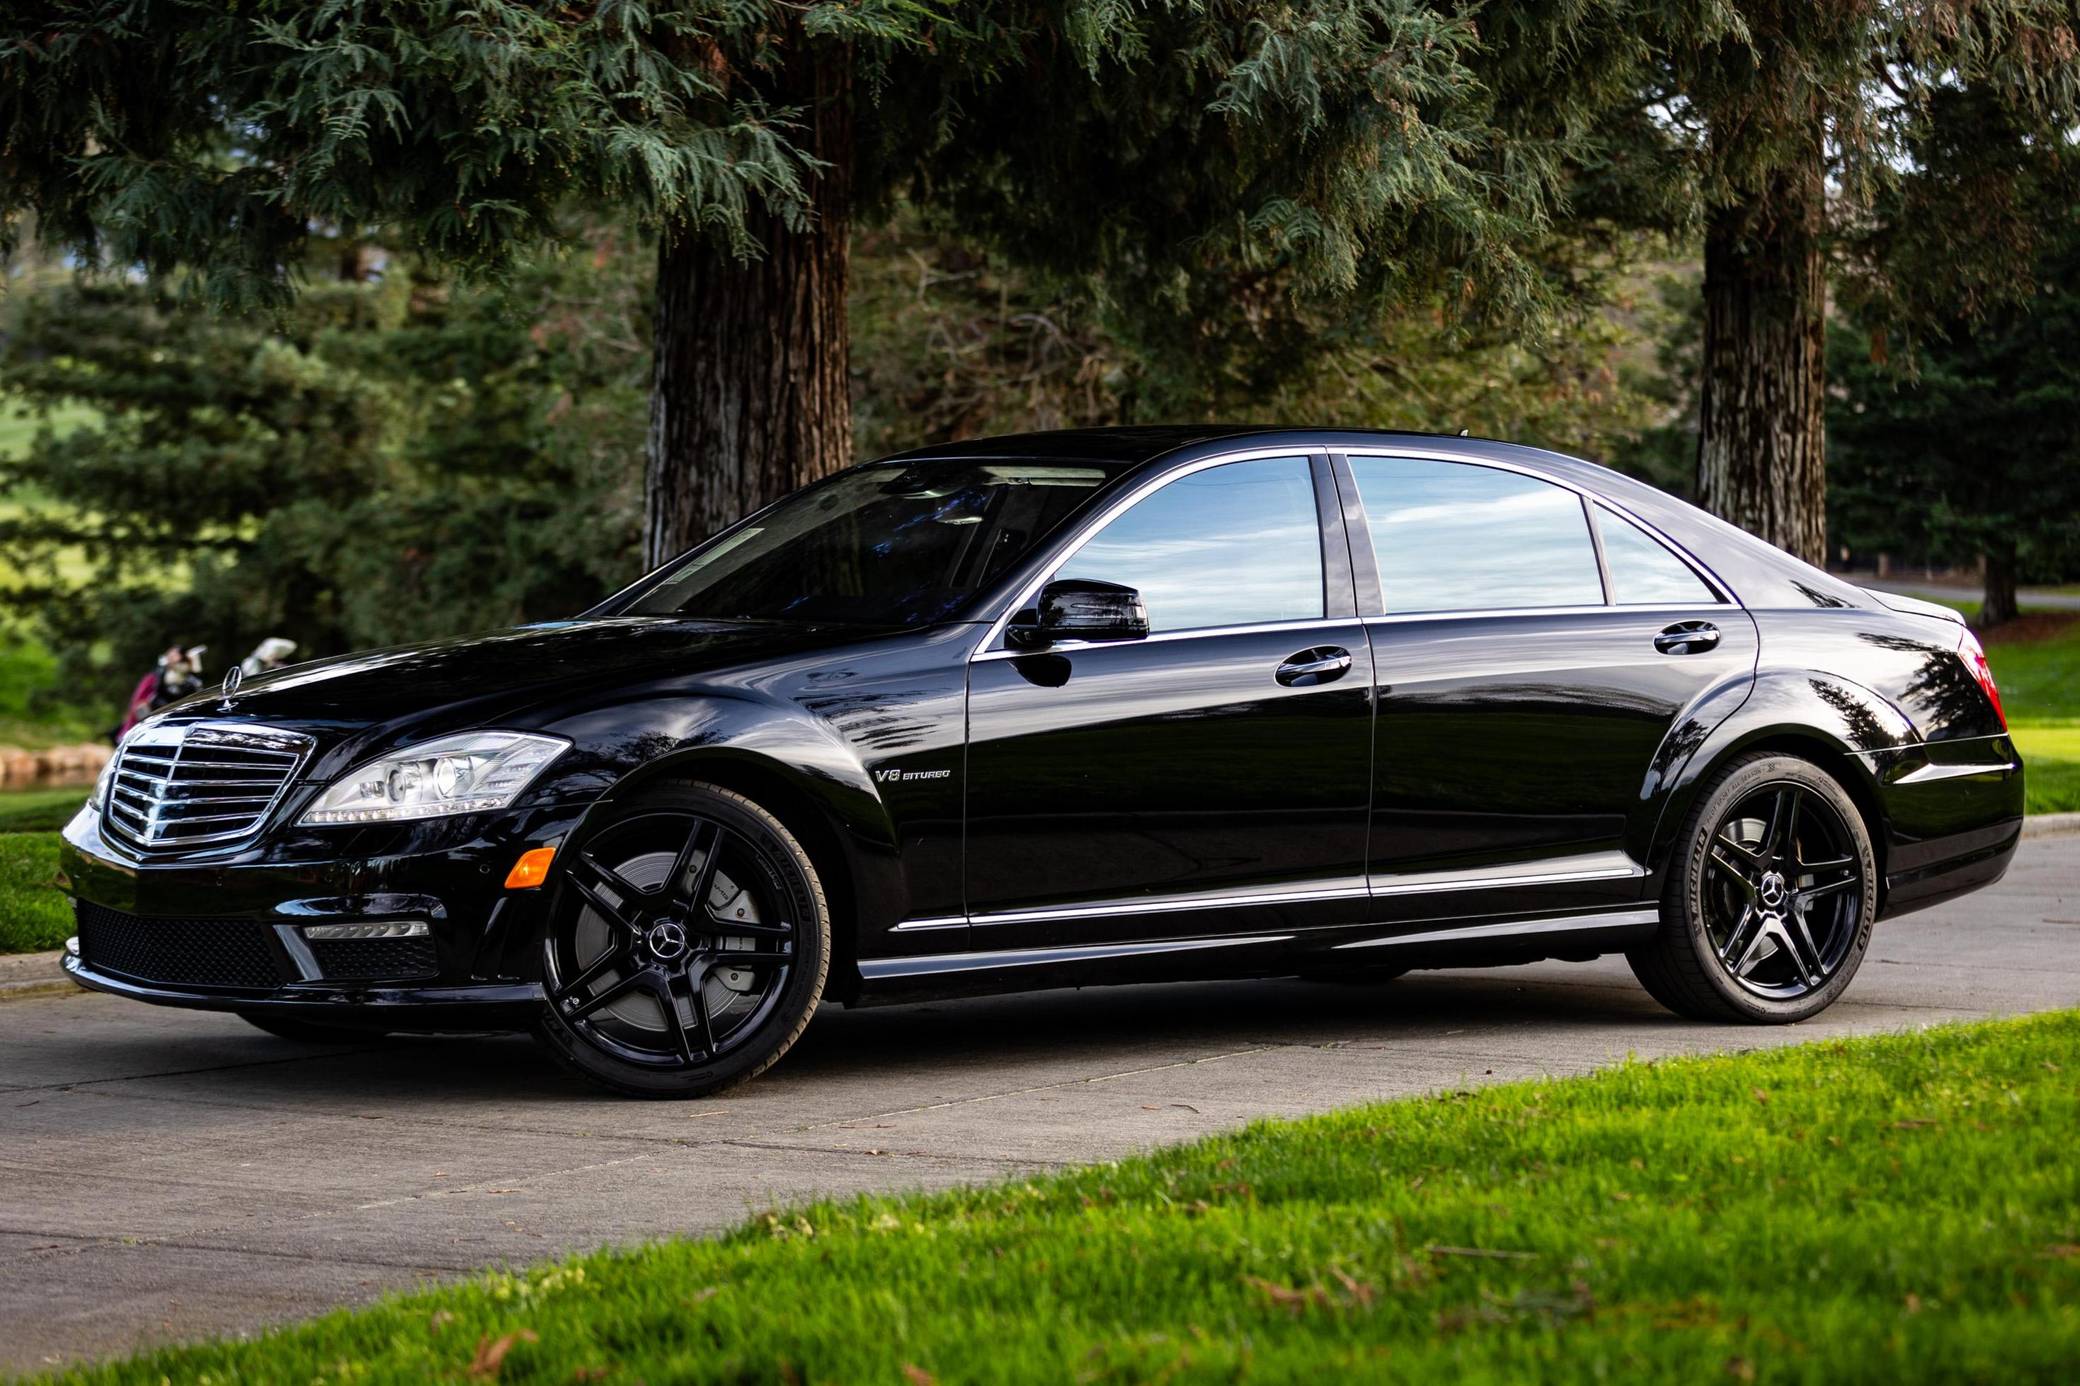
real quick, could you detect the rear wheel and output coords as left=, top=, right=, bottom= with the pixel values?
left=531, top=784, right=829, bottom=1098
left=1628, top=752, right=1878, bottom=1023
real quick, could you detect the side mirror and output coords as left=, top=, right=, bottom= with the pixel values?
left=1007, top=579, right=1149, bottom=650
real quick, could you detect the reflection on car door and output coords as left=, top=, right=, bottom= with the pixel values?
left=963, top=454, right=1376, bottom=950
left=1343, top=454, right=1758, bottom=925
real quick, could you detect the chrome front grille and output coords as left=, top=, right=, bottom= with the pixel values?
left=104, top=721, right=314, bottom=852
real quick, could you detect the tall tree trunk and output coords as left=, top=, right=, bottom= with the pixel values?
left=643, top=47, right=853, bottom=568
left=1696, top=120, right=1828, bottom=567
left=1981, top=548, right=2019, bottom=628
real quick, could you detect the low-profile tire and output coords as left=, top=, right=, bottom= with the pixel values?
left=237, top=1012, right=387, bottom=1044
left=1627, top=751, right=1879, bottom=1023
left=531, top=783, right=830, bottom=1098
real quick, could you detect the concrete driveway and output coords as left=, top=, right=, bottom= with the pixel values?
left=3, top=835, right=2075, bottom=1374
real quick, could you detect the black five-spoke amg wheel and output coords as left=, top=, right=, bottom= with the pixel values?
left=1629, top=752, right=1879, bottom=1023
left=533, top=785, right=829, bottom=1097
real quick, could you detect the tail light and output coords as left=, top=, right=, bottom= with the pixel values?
left=1958, top=627, right=2007, bottom=730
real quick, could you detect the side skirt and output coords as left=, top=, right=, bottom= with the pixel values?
left=858, top=907, right=1659, bottom=991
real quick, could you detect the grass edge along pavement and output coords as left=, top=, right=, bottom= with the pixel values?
left=33, top=1010, right=2080, bottom=1384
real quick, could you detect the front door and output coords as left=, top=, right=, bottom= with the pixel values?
left=963, top=454, right=1376, bottom=949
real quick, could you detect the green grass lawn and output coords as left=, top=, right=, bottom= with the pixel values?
left=1983, top=615, right=2080, bottom=814
left=0, top=786, right=90, bottom=833
left=0, top=831, right=69, bottom=954
left=39, top=1011, right=2080, bottom=1384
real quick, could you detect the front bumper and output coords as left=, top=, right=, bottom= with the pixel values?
left=62, top=948, right=547, bottom=1029
left=57, top=799, right=591, bottom=1024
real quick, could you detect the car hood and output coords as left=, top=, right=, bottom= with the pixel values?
left=153, top=618, right=878, bottom=761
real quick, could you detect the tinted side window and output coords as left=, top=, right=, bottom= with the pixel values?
left=1055, top=456, right=1323, bottom=632
left=1597, top=506, right=1719, bottom=604
left=1350, top=457, right=1604, bottom=613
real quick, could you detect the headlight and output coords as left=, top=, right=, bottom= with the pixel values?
left=91, top=748, right=119, bottom=811
left=299, top=731, right=569, bottom=825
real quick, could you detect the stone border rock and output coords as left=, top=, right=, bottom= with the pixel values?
left=0, top=949, right=73, bottom=1001
left=0, top=742, right=110, bottom=788
left=2022, top=812, right=2080, bottom=839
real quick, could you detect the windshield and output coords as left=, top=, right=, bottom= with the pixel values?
left=614, top=460, right=1127, bottom=626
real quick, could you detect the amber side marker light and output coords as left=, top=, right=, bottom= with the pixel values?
left=504, top=845, right=557, bottom=890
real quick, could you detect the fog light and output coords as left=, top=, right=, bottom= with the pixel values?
left=301, top=921, right=432, bottom=941
left=504, top=845, right=557, bottom=890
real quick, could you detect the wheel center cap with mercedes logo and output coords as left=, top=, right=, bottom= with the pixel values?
left=645, top=919, right=690, bottom=962
left=1759, top=871, right=1789, bottom=910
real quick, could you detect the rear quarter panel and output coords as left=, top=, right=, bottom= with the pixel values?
left=1644, top=606, right=2022, bottom=912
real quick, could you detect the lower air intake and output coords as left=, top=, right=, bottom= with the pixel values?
left=74, top=901, right=292, bottom=990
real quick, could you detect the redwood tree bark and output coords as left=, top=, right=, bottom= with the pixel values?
left=1981, top=549, right=2019, bottom=628
left=1695, top=122, right=1829, bottom=567
left=643, top=47, right=854, bottom=568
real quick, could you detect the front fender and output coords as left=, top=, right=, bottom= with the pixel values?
left=529, top=685, right=906, bottom=899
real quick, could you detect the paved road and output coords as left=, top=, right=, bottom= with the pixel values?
left=3, top=837, right=2076, bottom=1374
left=1862, top=577, right=2080, bottom=612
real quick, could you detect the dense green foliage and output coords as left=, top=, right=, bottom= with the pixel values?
left=0, top=245, right=647, bottom=703
left=0, top=1, right=1631, bottom=353
left=37, top=1011, right=2080, bottom=1383
left=0, top=624, right=96, bottom=749
left=1829, top=104, right=2080, bottom=621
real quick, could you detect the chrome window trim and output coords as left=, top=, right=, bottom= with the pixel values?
left=970, top=615, right=1362, bottom=663
left=1339, top=449, right=1736, bottom=607
left=1588, top=499, right=1728, bottom=608
left=968, top=441, right=1742, bottom=662
left=1362, top=603, right=1729, bottom=627
left=1331, top=907, right=1660, bottom=952
left=969, top=446, right=1334, bottom=658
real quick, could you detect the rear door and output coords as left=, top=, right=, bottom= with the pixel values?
left=1341, top=453, right=1756, bottom=923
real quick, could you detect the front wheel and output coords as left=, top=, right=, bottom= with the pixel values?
left=531, top=784, right=830, bottom=1098
left=1627, top=752, right=1879, bottom=1023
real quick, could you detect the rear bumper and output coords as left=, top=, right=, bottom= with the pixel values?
left=1868, top=733, right=2025, bottom=919
left=1878, top=814, right=2023, bottom=919
left=57, top=799, right=590, bottom=1019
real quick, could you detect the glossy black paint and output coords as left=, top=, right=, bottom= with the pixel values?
left=59, top=427, right=2024, bottom=1026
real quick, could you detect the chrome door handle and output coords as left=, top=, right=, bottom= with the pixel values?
left=1654, top=621, right=1720, bottom=655
left=1275, top=646, right=1353, bottom=687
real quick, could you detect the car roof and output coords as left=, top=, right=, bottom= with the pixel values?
left=878, top=424, right=1482, bottom=466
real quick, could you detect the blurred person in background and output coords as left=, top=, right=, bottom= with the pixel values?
left=240, top=637, right=298, bottom=678
left=116, top=644, right=206, bottom=737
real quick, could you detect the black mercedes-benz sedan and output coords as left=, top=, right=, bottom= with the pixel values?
left=57, top=428, right=2023, bottom=1096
